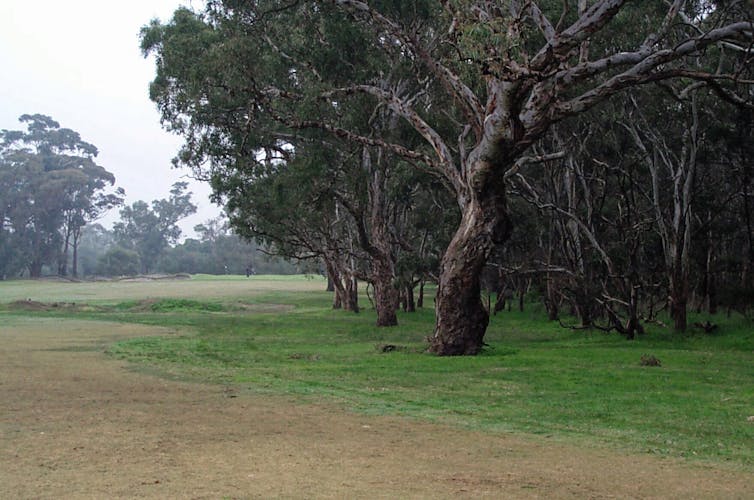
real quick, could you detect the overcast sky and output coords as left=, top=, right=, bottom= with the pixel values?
left=0, top=0, right=221, bottom=238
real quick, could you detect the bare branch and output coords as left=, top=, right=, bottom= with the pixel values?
left=328, top=0, right=484, bottom=137
left=503, top=151, right=565, bottom=181
left=530, top=1, right=556, bottom=44
left=554, top=21, right=754, bottom=119
left=531, top=0, right=629, bottom=70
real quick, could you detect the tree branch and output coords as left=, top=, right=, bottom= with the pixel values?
left=329, top=0, right=484, bottom=138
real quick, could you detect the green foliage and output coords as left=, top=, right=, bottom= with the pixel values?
left=0, top=114, right=122, bottom=277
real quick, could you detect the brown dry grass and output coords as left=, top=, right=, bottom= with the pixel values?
left=1, top=316, right=752, bottom=499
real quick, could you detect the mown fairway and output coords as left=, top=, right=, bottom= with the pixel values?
left=2, top=275, right=753, bottom=468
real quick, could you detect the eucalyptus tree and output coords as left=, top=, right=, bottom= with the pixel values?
left=143, top=1, right=753, bottom=353
left=0, top=114, right=122, bottom=277
left=113, top=182, right=197, bottom=274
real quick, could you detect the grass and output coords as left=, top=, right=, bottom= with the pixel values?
left=1, top=275, right=753, bottom=467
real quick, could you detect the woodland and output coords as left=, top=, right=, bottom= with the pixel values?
left=136, top=0, right=754, bottom=355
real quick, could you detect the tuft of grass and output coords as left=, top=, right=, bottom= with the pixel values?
left=147, top=298, right=226, bottom=313
left=2, top=276, right=753, bottom=467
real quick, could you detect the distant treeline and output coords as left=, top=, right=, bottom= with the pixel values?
left=78, top=220, right=299, bottom=278
left=0, top=114, right=298, bottom=279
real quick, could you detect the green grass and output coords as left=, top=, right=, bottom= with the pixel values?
left=1, top=276, right=753, bottom=467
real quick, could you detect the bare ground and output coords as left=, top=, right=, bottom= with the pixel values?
left=1, top=317, right=752, bottom=499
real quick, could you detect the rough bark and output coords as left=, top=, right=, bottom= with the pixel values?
left=366, top=149, right=399, bottom=326
left=430, top=175, right=512, bottom=355
left=372, top=256, right=398, bottom=326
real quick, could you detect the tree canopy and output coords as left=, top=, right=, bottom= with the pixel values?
left=0, top=114, right=124, bottom=278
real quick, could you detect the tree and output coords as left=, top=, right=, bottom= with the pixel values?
left=143, top=1, right=753, bottom=353
left=97, top=246, right=141, bottom=276
left=113, top=182, right=197, bottom=274
left=0, top=114, right=122, bottom=277
left=76, top=223, right=116, bottom=277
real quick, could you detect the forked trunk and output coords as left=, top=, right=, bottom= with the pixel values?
left=430, top=181, right=511, bottom=355
left=324, top=258, right=356, bottom=312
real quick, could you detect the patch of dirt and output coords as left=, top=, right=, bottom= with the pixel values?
left=1, top=317, right=752, bottom=499
left=7, top=300, right=104, bottom=313
left=235, top=302, right=295, bottom=313
left=113, top=274, right=193, bottom=282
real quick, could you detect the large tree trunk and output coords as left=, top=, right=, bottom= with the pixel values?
left=368, top=149, right=399, bottom=326
left=430, top=180, right=511, bottom=355
left=372, top=256, right=398, bottom=326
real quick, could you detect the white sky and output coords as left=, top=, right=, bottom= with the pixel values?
left=0, top=0, right=221, bottom=239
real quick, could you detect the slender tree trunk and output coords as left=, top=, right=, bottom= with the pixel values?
left=29, top=260, right=43, bottom=278
left=545, top=288, right=559, bottom=321
left=58, top=239, right=69, bottom=277
left=670, top=270, right=688, bottom=332
left=518, top=282, right=526, bottom=312
left=71, top=227, right=81, bottom=278
left=430, top=182, right=511, bottom=355
left=417, top=281, right=424, bottom=308
left=405, top=284, right=415, bottom=312
left=71, top=242, right=78, bottom=277
left=345, top=275, right=359, bottom=313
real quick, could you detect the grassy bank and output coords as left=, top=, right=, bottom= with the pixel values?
left=1, top=275, right=752, bottom=467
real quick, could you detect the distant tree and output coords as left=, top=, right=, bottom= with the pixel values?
left=97, top=246, right=141, bottom=276
left=76, top=223, right=115, bottom=277
left=156, top=216, right=299, bottom=275
left=0, top=114, right=123, bottom=277
left=113, top=182, right=197, bottom=273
